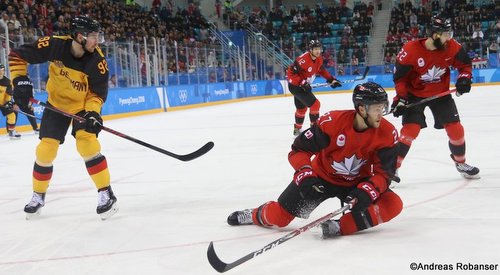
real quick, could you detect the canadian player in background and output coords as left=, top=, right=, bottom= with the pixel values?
left=287, top=40, right=342, bottom=137
left=227, top=82, right=402, bottom=238
left=391, top=14, right=480, bottom=180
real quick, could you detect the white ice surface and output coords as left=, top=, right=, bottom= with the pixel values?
left=1, top=85, right=499, bottom=275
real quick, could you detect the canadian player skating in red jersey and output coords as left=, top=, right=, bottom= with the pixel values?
left=390, top=14, right=479, bottom=179
left=227, top=82, right=402, bottom=238
left=287, top=40, right=342, bottom=136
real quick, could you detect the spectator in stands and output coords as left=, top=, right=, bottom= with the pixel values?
left=489, top=41, right=498, bottom=54
left=0, top=12, right=9, bottom=31
left=109, top=74, right=117, bottom=88
left=215, top=0, right=221, bottom=18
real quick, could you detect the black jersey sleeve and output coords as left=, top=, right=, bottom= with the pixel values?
left=291, top=124, right=331, bottom=153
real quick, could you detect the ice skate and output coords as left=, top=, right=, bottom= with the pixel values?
left=8, top=130, right=21, bottom=140
left=293, top=127, right=302, bottom=137
left=96, top=186, right=118, bottom=220
left=451, top=155, right=480, bottom=179
left=390, top=169, right=401, bottom=188
left=24, top=192, right=45, bottom=220
left=227, top=209, right=254, bottom=225
left=320, top=219, right=340, bottom=239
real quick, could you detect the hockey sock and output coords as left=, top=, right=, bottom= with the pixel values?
left=85, top=155, right=110, bottom=190
left=339, top=191, right=403, bottom=235
left=32, top=162, right=53, bottom=193
left=445, top=122, right=466, bottom=163
left=396, top=123, right=421, bottom=168
left=6, top=113, right=16, bottom=126
left=252, top=201, right=295, bottom=227
left=75, top=130, right=110, bottom=189
left=294, top=107, right=307, bottom=129
left=309, top=99, right=321, bottom=125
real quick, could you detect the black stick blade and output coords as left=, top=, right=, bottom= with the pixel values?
left=178, top=141, right=214, bottom=161
left=207, top=242, right=229, bottom=273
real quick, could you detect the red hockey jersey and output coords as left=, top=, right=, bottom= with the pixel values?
left=288, top=110, right=398, bottom=193
left=394, top=38, right=472, bottom=98
left=286, top=52, right=334, bottom=86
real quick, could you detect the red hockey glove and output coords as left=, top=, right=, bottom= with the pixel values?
left=390, top=96, right=408, bottom=118
left=346, top=182, right=380, bottom=212
left=293, top=166, right=325, bottom=200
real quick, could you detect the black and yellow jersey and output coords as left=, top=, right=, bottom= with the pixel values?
left=0, top=76, right=13, bottom=106
left=8, top=35, right=109, bottom=114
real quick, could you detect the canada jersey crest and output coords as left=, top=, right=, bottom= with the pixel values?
left=331, top=155, right=367, bottom=178
left=420, top=65, right=446, bottom=83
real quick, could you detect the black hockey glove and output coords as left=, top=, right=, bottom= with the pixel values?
left=299, top=80, right=312, bottom=93
left=390, top=96, right=408, bottom=118
left=326, top=77, right=342, bottom=89
left=294, top=166, right=325, bottom=200
left=455, top=77, right=471, bottom=97
left=83, top=111, right=103, bottom=134
left=346, top=182, right=380, bottom=212
left=3, top=101, right=14, bottom=111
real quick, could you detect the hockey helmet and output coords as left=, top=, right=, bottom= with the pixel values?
left=429, top=14, right=452, bottom=34
left=352, top=82, right=388, bottom=111
left=71, top=16, right=104, bottom=42
left=308, top=40, right=322, bottom=51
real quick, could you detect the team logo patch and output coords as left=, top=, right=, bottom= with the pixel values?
left=420, top=65, right=446, bottom=83
left=336, top=134, right=346, bottom=146
left=304, top=130, right=314, bottom=139
left=308, top=67, right=312, bottom=72
left=417, top=58, right=425, bottom=67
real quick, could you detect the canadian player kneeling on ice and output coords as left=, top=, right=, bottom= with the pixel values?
left=228, top=82, right=403, bottom=237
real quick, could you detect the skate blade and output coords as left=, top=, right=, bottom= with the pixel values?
left=25, top=209, right=42, bottom=220
left=461, top=173, right=481, bottom=179
left=9, top=137, right=21, bottom=140
left=100, top=204, right=118, bottom=220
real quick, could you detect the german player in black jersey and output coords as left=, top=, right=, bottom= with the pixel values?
left=9, top=16, right=117, bottom=220
left=12, top=75, right=39, bottom=133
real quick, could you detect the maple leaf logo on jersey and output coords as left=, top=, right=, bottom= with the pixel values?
left=420, top=65, right=446, bottom=83
left=331, top=155, right=367, bottom=178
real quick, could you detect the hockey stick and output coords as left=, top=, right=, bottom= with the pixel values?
left=385, top=88, right=456, bottom=116
left=29, top=98, right=214, bottom=161
left=207, top=202, right=353, bottom=273
left=311, top=66, right=370, bottom=88
left=15, top=108, right=39, bottom=119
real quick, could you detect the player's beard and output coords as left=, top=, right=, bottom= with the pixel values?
left=433, top=37, right=445, bottom=50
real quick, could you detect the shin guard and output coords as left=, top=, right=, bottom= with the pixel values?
left=445, top=122, right=466, bottom=162
left=253, top=201, right=295, bottom=228
left=397, top=123, right=421, bottom=168
left=294, top=107, right=307, bottom=129
left=309, top=100, right=321, bottom=125
left=339, top=191, right=403, bottom=235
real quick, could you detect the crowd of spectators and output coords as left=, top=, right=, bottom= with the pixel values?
left=221, top=1, right=375, bottom=70
left=0, top=0, right=236, bottom=81
left=384, top=0, right=499, bottom=67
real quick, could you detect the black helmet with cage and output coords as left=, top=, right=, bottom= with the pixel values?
left=352, top=81, right=388, bottom=111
